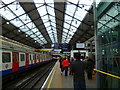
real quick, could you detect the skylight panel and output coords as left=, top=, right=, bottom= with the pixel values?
left=34, top=0, right=57, bottom=43
left=31, top=34, right=36, bottom=38
left=1, top=0, right=47, bottom=45
left=34, top=37, right=38, bottom=40
left=62, top=0, right=93, bottom=43
left=64, top=23, right=70, bottom=29
left=27, top=31, right=33, bottom=35
left=44, top=22, right=51, bottom=29
left=37, top=6, right=47, bottom=16
left=68, top=0, right=80, bottom=4
left=0, top=8, right=15, bottom=20
left=66, top=4, right=76, bottom=15
left=2, top=0, right=15, bottom=4
left=10, top=18, right=23, bottom=27
left=63, top=29, right=68, bottom=33
left=47, top=26, right=52, bottom=30
left=35, top=32, right=41, bottom=36
left=33, top=0, right=44, bottom=6
left=51, top=23, right=56, bottom=27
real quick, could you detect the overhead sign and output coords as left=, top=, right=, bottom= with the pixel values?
left=76, top=43, right=85, bottom=48
left=53, top=43, right=59, bottom=49
left=62, top=44, right=68, bottom=50
left=54, top=49, right=62, bottom=51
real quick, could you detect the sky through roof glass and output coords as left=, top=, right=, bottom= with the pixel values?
left=0, top=0, right=93, bottom=46
left=0, top=0, right=47, bottom=45
left=62, top=0, right=93, bottom=43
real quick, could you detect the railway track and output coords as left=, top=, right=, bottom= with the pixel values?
left=3, top=60, right=56, bottom=89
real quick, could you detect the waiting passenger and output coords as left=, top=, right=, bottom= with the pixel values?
left=62, top=57, right=69, bottom=76
left=69, top=57, right=74, bottom=75
left=58, top=56, right=63, bottom=74
left=85, top=57, right=94, bottom=80
left=70, top=53, right=86, bottom=90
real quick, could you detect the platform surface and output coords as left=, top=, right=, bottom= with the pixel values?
left=44, top=61, right=97, bottom=89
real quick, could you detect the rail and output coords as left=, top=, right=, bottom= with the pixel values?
left=94, top=69, right=120, bottom=79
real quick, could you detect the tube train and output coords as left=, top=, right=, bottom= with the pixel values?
left=0, top=36, right=52, bottom=76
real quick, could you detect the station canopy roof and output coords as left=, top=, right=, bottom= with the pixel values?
left=0, top=0, right=94, bottom=48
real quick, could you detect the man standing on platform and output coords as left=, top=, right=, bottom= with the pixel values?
left=70, top=52, right=86, bottom=90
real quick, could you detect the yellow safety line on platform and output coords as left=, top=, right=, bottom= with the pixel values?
left=94, top=69, right=120, bottom=79
left=47, top=63, right=57, bottom=89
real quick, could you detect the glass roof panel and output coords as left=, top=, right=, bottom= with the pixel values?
left=0, top=7, right=15, bottom=20
left=27, top=31, right=33, bottom=35
left=43, top=21, right=51, bottom=29
left=1, top=0, right=94, bottom=46
left=47, top=26, right=52, bottom=30
left=1, top=0, right=15, bottom=4
left=33, top=0, right=44, bottom=6
left=62, top=0, right=93, bottom=43
left=37, top=6, right=47, bottom=16
left=64, top=23, right=70, bottom=29
left=63, top=29, right=68, bottom=33
left=34, top=0, right=57, bottom=43
left=10, top=18, right=23, bottom=27
left=0, top=0, right=47, bottom=45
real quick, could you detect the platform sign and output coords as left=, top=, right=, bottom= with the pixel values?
left=62, top=44, right=68, bottom=50
left=53, top=43, right=59, bottom=49
left=76, top=43, right=85, bottom=48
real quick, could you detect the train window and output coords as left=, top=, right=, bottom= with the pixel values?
left=30, top=55, right=31, bottom=60
left=2, top=52, right=11, bottom=63
left=33, top=55, right=36, bottom=60
left=20, top=54, right=25, bottom=61
left=37, top=55, right=39, bottom=60
left=13, top=53, right=19, bottom=62
left=38, top=55, right=40, bottom=60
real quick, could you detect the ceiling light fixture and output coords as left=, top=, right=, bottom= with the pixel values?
left=18, top=30, right=21, bottom=32
left=6, top=22, right=9, bottom=24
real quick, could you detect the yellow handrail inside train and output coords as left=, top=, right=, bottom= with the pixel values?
left=94, top=69, right=120, bottom=79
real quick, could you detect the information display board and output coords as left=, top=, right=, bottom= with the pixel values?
left=76, top=43, right=85, bottom=48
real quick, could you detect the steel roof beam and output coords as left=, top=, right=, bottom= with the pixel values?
left=54, top=1, right=66, bottom=43
left=19, top=2, right=52, bottom=44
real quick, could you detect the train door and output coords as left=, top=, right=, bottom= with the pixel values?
left=38, top=54, right=40, bottom=64
left=29, top=54, right=33, bottom=66
left=36, top=54, right=38, bottom=64
left=25, top=53, right=29, bottom=68
left=43, top=53, right=45, bottom=62
left=12, top=52, right=19, bottom=72
left=34, top=54, right=36, bottom=64
left=41, top=53, right=43, bottom=62
left=19, top=53, right=25, bottom=69
left=40, top=53, right=42, bottom=62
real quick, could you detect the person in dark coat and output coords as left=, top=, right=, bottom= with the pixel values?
left=69, top=57, right=74, bottom=75
left=70, top=53, right=86, bottom=90
left=58, top=56, right=63, bottom=73
left=85, top=57, right=94, bottom=80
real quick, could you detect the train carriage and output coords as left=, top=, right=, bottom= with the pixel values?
left=2, top=50, right=12, bottom=75
left=0, top=36, right=52, bottom=76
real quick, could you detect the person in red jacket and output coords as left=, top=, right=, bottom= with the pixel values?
left=62, top=57, right=69, bottom=76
